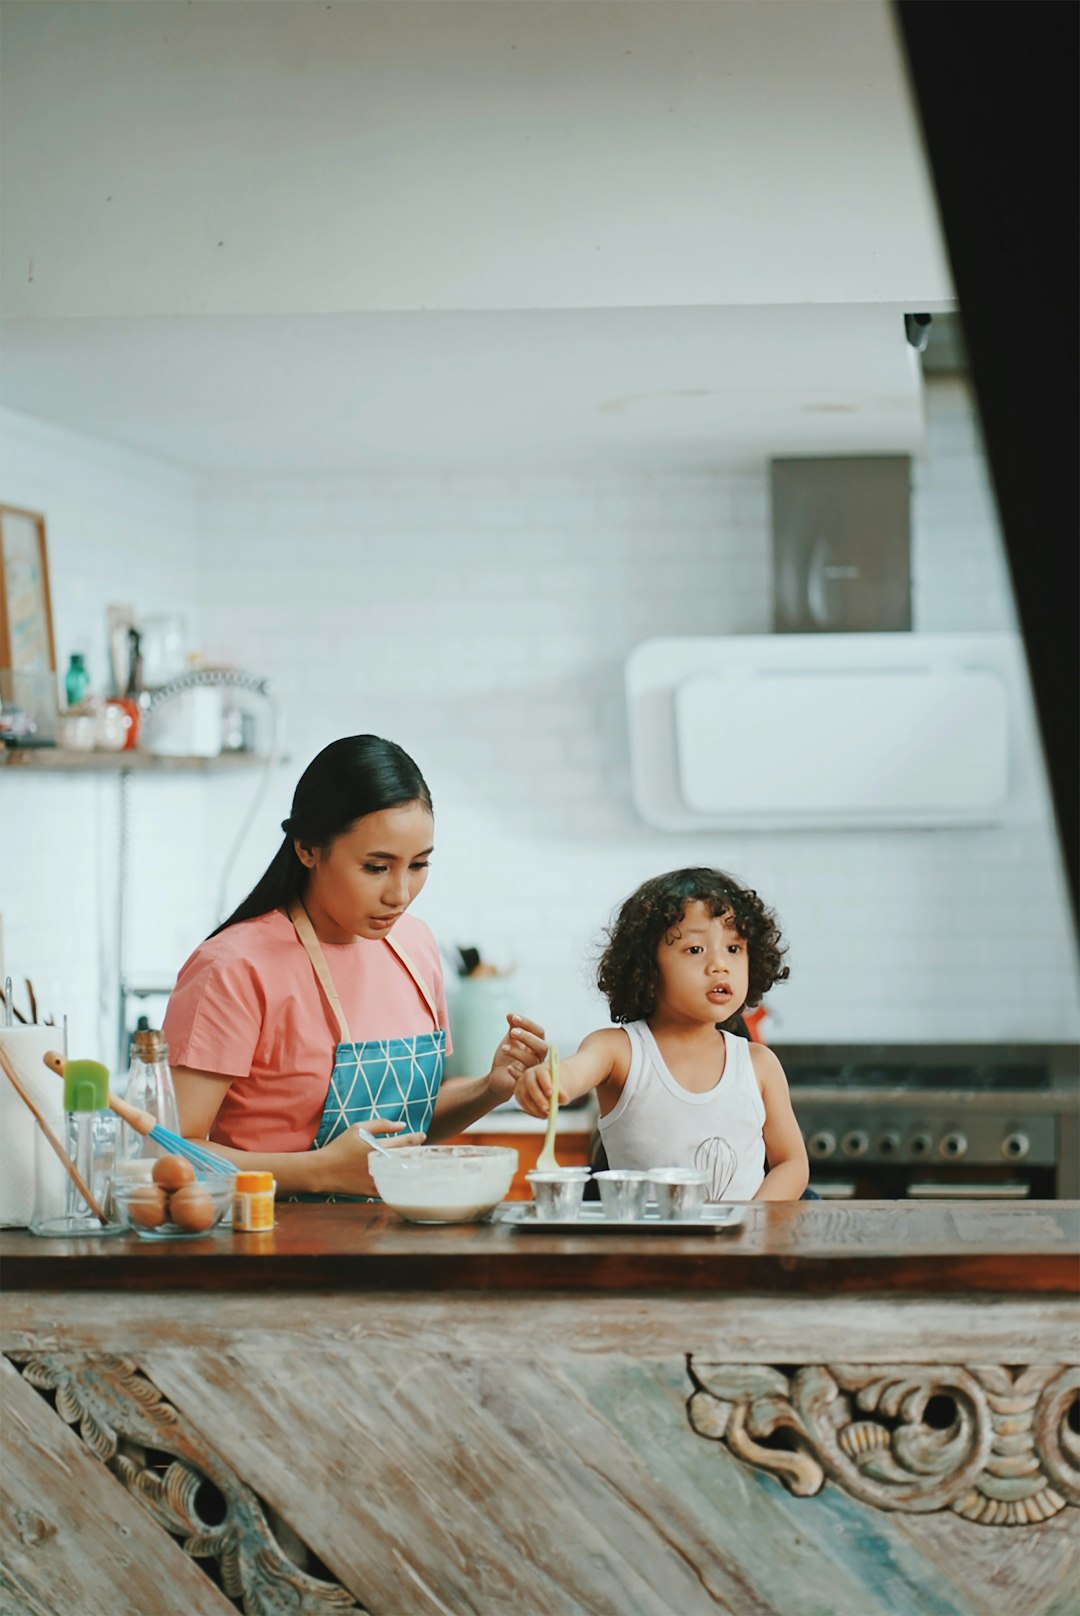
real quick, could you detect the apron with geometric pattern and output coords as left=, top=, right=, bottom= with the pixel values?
left=288, top=898, right=446, bottom=1153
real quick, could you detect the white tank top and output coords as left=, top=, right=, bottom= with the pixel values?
left=597, top=1022, right=767, bottom=1201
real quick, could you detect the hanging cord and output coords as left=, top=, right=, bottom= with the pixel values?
left=213, top=689, right=283, bottom=923
left=94, top=772, right=113, bottom=1059
left=115, top=764, right=131, bottom=1070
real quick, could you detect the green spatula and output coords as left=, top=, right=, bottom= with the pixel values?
left=535, top=1045, right=561, bottom=1171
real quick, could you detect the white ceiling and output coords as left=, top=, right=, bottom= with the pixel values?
left=0, top=1, right=953, bottom=477
left=0, top=304, right=926, bottom=475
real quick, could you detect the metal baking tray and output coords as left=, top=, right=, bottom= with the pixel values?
left=497, top=1202, right=746, bottom=1235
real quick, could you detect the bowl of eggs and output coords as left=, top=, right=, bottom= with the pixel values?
left=111, top=1154, right=235, bottom=1239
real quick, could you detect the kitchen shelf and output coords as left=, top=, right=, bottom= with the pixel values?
left=1, top=747, right=270, bottom=772
left=4, top=738, right=283, bottom=1071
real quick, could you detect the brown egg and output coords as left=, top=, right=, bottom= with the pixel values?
left=167, top=1182, right=218, bottom=1233
left=127, top=1184, right=168, bottom=1229
left=152, top=1154, right=196, bottom=1192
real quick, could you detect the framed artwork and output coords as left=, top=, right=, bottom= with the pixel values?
left=0, top=505, right=56, bottom=675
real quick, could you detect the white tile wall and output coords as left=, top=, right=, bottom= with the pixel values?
left=3, top=377, right=1077, bottom=1072
left=0, top=411, right=210, bottom=1057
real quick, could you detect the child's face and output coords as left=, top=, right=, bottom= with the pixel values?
left=654, top=900, right=750, bottom=1026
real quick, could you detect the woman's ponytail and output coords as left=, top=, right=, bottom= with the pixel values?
left=208, top=835, right=306, bottom=937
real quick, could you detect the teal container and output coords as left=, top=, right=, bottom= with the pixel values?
left=64, top=652, right=89, bottom=708
left=444, top=975, right=520, bottom=1080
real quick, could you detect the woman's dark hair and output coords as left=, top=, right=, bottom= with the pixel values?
left=210, top=735, right=432, bottom=936
left=596, top=866, right=789, bottom=1024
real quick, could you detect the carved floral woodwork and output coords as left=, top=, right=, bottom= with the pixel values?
left=5, top=1352, right=365, bottom=1616
left=687, top=1358, right=1080, bottom=1526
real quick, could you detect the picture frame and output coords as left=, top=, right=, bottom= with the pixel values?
left=0, top=504, right=56, bottom=675
left=0, top=505, right=59, bottom=742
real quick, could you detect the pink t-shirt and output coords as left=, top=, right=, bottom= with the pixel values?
left=162, top=908, right=452, bottom=1152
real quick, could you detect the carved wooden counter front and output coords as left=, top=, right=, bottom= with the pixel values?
left=2, top=1202, right=1078, bottom=1616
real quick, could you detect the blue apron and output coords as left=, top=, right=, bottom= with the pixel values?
left=288, top=899, right=446, bottom=1196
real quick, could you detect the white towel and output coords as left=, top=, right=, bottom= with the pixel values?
left=0, top=1025, right=69, bottom=1226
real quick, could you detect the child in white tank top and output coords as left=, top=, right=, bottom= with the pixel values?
left=515, top=868, right=809, bottom=1201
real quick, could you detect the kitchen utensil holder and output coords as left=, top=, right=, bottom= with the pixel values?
left=29, top=1110, right=124, bottom=1237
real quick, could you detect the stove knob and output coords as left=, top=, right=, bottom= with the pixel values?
left=807, top=1130, right=837, bottom=1159
left=909, top=1131, right=933, bottom=1157
left=877, top=1131, right=902, bottom=1157
left=940, top=1132, right=968, bottom=1159
left=841, top=1130, right=870, bottom=1158
left=1001, top=1131, right=1030, bottom=1160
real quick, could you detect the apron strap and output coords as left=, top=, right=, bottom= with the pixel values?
left=385, top=935, right=441, bottom=1029
left=287, top=899, right=442, bottom=1039
left=287, top=899, right=352, bottom=1045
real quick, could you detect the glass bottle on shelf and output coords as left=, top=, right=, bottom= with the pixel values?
left=64, top=652, right=89, bottom=708
left=119, top=1027, right=181, bottom=1163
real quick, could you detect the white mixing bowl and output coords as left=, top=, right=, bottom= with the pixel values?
left=370, top=1144, right=518, bottom=1224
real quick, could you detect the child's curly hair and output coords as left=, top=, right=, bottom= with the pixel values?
left=597, top=867, right=789, bottom=1023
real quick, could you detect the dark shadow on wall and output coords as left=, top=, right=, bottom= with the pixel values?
left=895, top=0, right=1079, bottom=937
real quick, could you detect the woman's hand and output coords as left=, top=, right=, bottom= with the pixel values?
left=486, top=1014, right=547, bottom=1102
left=311, top=1119, right=424, bottom=1197
left=513, top=1059, right=567, bottom=1119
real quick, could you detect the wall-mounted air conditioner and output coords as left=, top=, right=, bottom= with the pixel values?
left=625, top=633, right=1044, bottom=831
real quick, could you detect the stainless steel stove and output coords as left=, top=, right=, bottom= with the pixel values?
left=773, top=1041, right=1079, bottom=1199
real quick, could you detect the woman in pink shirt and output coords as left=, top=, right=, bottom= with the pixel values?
left=164, top=734, right=546, bottom=1199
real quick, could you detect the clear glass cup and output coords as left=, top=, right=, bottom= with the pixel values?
left=138, top=614, right=187, bottom=688
left=29, top=1110, right=124, bottom=1237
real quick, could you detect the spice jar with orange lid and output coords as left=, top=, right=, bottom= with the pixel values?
left=232, top=1171, right=276, bottom=1232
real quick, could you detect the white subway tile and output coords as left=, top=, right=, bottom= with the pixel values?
left=3, top=385, right=1077, bottom=1050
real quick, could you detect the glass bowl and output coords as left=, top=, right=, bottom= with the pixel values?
left=370, top=1145, right=518, bottom=1224
left=112, top=1172, right=236, bottom=1240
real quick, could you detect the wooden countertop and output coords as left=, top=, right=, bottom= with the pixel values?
left=2, top=1200, right=1077, bottom=1295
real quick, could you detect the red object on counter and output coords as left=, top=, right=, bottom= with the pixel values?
left=743, top=1007, right=768, bottom=1044
left=107, top=697, right=141, bottom=751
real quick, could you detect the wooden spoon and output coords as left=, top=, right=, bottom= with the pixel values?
left=0, top=1043, right=108, bottom=1223
left=535, top=1045, right=561, bottom=1171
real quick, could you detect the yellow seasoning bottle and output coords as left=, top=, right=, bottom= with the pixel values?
left=232, top=1171, right=276, bottom=1232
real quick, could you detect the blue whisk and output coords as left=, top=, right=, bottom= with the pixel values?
left=43, top=1050, right=234, bottom=1178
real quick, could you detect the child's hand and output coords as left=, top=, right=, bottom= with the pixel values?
left=514, top=1059, right=567, bottom=1119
